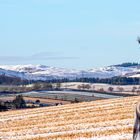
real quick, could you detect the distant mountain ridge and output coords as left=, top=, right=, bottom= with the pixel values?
left=112, top=62, right=139, bottom=67
left=0, top=63, right=139, bottom=81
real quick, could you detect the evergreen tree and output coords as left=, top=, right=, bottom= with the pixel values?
left=13, top=95, right=26, bottom=109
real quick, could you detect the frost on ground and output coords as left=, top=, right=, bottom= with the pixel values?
left=0, top=96, right=138, bottom=140
left=77, top=133, right=132, bottom=140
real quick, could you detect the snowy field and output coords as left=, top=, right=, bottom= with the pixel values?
left=62, top=82, right=140, bottom=93
left=0, top=96, right=139, bottom=140
left=33, top=90, right=122, bottom=98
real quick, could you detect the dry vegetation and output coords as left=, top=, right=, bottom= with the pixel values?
left=0, top=96, right=71, bottom=105
left=0, top=96, right=139, bottom=140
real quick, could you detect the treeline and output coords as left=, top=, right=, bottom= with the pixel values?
left=113, top=62, right=139, bottom=67
left=0, top=74, right=140, bottom=86
left=32, top=82, right=61, bottom=91
left=0, top=95, right=26, bottom=111
left=0, top=74, right=29, bottom=85
left=43, top=77, right=140, bottom=85
left=73, top=77, right=140, bottom=85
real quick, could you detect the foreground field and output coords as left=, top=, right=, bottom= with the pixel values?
left=0, top=96, right=139, bottom=140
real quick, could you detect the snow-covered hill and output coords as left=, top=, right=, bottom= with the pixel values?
left=0, top=67, right=27, bottom=79
left=0, top=64, right=140, bottom=80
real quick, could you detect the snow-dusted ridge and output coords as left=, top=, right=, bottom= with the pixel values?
left=0, top=64, right=140, bottom=80
left=0, top=67, right=27, bottom=79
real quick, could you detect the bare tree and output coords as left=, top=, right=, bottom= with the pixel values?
left=98, top=88, right=105, bottom=92
left=33, top=83, right=41, bottom=90
left=92, top=85, right=95, bottom=91
left=117, top=87, right=124, bottom=92
left=108, top=87, right=114, bottom=92
left=77, top=85, right=82, bottom=90
left=85, top=84, right=91, bottom=90
left=132, top=86, right=137, bottom=93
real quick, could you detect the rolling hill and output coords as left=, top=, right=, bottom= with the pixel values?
left=0, top=64, right=140, bottom=81
left=0, top=96, right=139, bottom=140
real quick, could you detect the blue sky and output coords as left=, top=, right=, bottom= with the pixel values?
left=0, top=0, right=140, bottom=69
